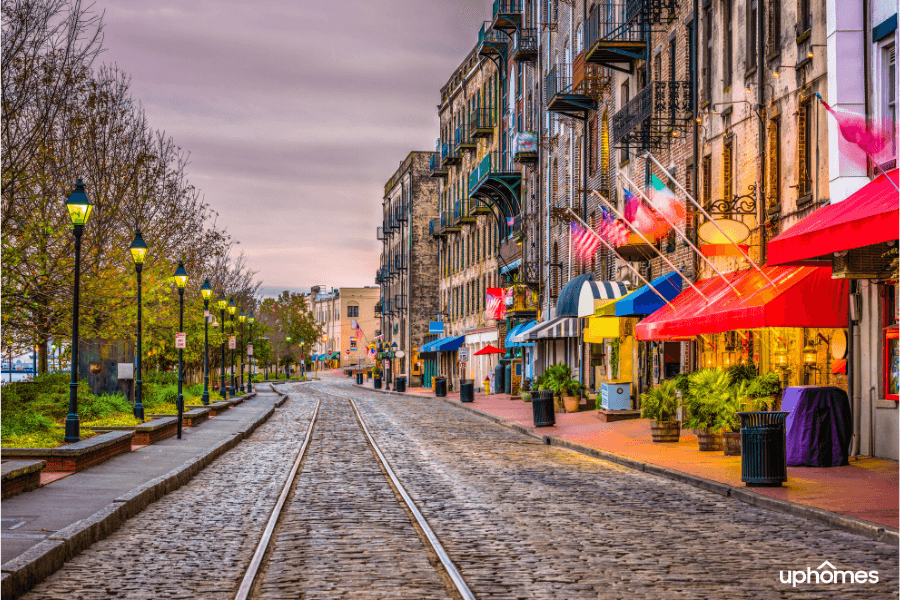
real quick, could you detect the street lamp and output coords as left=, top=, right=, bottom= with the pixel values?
left=237, top=309, right=246, bottom=392
left=247, top=311, right=255, bottom=392
left=64, top=179, right=93, bottom=443
left=227, top=297, right=237, bottom=396
left=173, top=261, right=188, bottom=439
left=285, top=335, right=292, bottom=378
left=298, top=340, right=305, bottom=378
left=200, top=278, right=212, bottom=405
left=216, top=294, right=228, bottom=399
left=129, top=230, right=148, bottom=421
left=391, top=341, right=398, bottom=391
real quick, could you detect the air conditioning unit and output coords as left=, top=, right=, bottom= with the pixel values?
left=832, top=243, right=896, bottom=279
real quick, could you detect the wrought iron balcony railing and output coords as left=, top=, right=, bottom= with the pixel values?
left=374, top=301, right=383, bottom=315
left=478, top=22, right=507, bottom=57
left=470, top=107, right=495, bottom=138
left=455, top=124, right=477, bottom=151
left=429, top=151, right=447, bottom=177
left=610, top=80, right=693, bottom=148
left=512, top=28, right=538, bottom=62
left=469, top=152, right=516, bottom=191
left=491, top=0, right=522, bottom=29
left=395, top=202, right=407, bottom=222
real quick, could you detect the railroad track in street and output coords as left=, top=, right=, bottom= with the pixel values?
left=236, top=384, right=476, bottom=600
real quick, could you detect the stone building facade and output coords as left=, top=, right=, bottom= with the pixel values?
left=311, top=287, right=380, bottom=368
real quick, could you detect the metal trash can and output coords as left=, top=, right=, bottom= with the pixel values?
left=738, top=411, right=789, bottom=487
left=367, top=370, right=372, bottom=380
left=395, top=376, right=407, bottom=393
left=356, top=372, right=364, bottom=385
left=532, top=390, right=555, bottom=428
left=493, top=365, right=505, bottom=395
left=374, top=376, right=382, bottom=390
left=460, top=379, right=474, bottom=403
left=434, top=376, right=447, bottom=397
left=504, top=364, right=512, bottom=395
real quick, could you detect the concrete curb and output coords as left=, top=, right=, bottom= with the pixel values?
left=353, top=384, right=899, bottom=546
left=0, top=393, right=277, bottom=599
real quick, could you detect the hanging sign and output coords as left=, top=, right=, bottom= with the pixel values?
left=247, top=343, right=253, bottom=356
left=175, top=332, right=187, bottom=349
left=229, top=336, right=236, bottom=349
left=458, top=347, right=469, bottom=362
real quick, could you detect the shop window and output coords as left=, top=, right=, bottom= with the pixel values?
left=885, top=284, right=898, bottom=400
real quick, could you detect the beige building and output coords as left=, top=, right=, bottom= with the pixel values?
left=310, top=286, right=380, bottom=367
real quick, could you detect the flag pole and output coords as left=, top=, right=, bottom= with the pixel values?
left=608, top=176, right=744, bottom=299
left=643, top=151, right=779, bottom=288
left=585, top=190, right=710, bottom=301
left=564, top=208, right=678, bottom=311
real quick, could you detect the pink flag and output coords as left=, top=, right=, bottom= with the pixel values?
left=631, top=201, right=670, bottom=241
left=571, top=223, right=601, bottom=261
left=818, top=94, right=893, bottom=158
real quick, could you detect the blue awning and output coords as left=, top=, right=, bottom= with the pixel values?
left=500, top=258, right=522, bottom=275
left=614, top=271, right=683, bottom=316
left=505, top=321, right=536, bottom=348
left=431, top=335, right=465, bottom=352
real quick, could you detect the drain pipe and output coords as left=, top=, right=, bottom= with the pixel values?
left=849, top=279, right=859, bottom=456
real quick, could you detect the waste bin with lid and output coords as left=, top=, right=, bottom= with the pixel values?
left=434, top=376, right=447, bottom=397
left=460, top=379, right=474, bottom=402
left=374, top=376, right=382, bottom=390
left=493, top=365, right=505, bottom=394
left=395, top=376, right=407, bottom=393
left=532, top=390, right=555, bottom=428
left=356, top=372, right=364, bottom=385
left=738, top=411, right=789, bottom=486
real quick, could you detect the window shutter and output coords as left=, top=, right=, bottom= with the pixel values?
left=767, top=120, right=780, bottom=207
left=600, top=111, right=610, bottom=196
left=797, top=104, right=808, bottom=197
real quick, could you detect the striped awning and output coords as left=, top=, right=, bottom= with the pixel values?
left=525, top=316, right=579, bottom=340
left=506, top=320, right=536, bottom=348
left=578, top=280, right=628, bottom=317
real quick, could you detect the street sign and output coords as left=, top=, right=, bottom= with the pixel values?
left=228, top=336, right=236, bottom=349
left=247, top=343, right=253, bottom=356
left=345, top=349, right=350, bottom=355
left=429, top=321, right=445, bottom=334
left=117, top=362, right=134, bottom=379
left=175, top=332, right=187, bottom=349
left=458, top=347, right=469, bottom=362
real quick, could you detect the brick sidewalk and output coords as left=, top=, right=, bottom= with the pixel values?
left=358, top=380, right=899, bottom=531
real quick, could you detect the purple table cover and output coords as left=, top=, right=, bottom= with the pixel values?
left=785, top=386, right=851, bottom=467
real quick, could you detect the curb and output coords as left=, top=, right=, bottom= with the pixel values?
left=0, top=393, right=276, bottom=599
left=352, top=384, right=899, bottom=546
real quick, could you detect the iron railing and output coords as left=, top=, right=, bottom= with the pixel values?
left=429, top=152, right=443, bottom=174
left=585, top=2, right=643, bottom=48
left=546, top=64, right=573, bottom=98
left=396, top=202, right=407, bottom=222
left=469, top=152, right=515, bottom=191
left=492, top=0, right=522, bottom=16
left=610, top=80, right=692, bottom=147
left=470, top=107, right=495, bottom=135
left=478, top=21, right=507, bottom=48
left=513, top=28, right=538, bottom=60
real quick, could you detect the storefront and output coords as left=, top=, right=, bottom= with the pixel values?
left=417, top=334, right=465, bottom=390
left=765, top=169, right=898, bottom=459
left=464, top=328, right=499, bottom=392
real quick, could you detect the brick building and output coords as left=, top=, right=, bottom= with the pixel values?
left=311, top=287, right=380, bottom=368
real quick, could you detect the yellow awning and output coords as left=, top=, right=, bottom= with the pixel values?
left=584, top=316, right=623, bottom=343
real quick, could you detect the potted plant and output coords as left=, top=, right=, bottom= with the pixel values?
left=683, top=368, right=730, bottom=451
left=640, top=379, right=681, bottom=442
left=560, top=378, right=584, bottom=413
left=543, top=364, right=582, bottom=412
left=519, top=378, right=532, bottom=402
left=747, top=372, right=782, bottom=411
left=719, top=380, right=752, bottom=456
left=372, top=364, right=382, bottom=389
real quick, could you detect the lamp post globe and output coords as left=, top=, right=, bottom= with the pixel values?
left=200, top=278, right=213, bottom=405
left=174, top=261, right=188, bottom=439
left=227, top=297, right=237, bottom=396
left=247, top=311, right=255, bottom=392
left=237, top=310, right=246, bottom=392
left=129, top=230, right=148, bottom=421
left=285, top=336, right=291, bottom=378
left=216, top=294, right=228, bottom=399
left=64, top=180, right=93, bottom=443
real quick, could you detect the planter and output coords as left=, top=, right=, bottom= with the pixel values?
left=374, top=376, right=382, bottom=389
left=520, top=392, right=532, bottom=402
left=697, top=429, right=724, bottom=452
left=563, top=396, right=580, bottom=413
left=1, top=460, right=46, bottom=499
left=650, top=420, right=681, bottom=443
left=3, top=431, right=134, bottom=472
left=723, top=431, right=742, bottom=456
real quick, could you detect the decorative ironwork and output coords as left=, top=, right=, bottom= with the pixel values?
left=708, top=184, right=758, bottom=215
left=512, top=28, right=537, bottom=62
left=478, top=22, right=507, bottom=57
left=470, top=108, right=495, bottom=137
left=610, top=80, right=693, bottom=148
left=491, top=0, right=522, bottom=30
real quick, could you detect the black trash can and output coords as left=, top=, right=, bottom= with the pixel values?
left=374, top=376, right=382, bottom=390
left=367, top=370, right=372, bottom=380
left=356, top=372, right=364, bottom=385
left=493, top=365, right=505, bottom=395
left=460, top=379, right=474, bottom=403
left=532, top=390, right=555, bottom=428
left=738, top=411, right=790, bottom=487
left=434, top=376, right=447, bottom=397
left=504, top=363, right=512, bottom=395
left=395, top=376, right=407, bottom=393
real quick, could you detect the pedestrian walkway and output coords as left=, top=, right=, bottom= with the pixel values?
left=357, top=380, right=899, bottom=531
left=1, top=386, right=287, bottom=565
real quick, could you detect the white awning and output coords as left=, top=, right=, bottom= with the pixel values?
left=525, top=316, right=579, bottom=340
left=577, top=280, right=629, bottom=317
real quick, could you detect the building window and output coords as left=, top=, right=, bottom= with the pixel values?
left=724, top=0, right=733, bottom=87
left=747, top=0, right=757, bottom=68
left=881, top=41, right=897, bottom=167
left=884, top=284, right=899, bottom=400
left=798, top=0, right=811, bottom=34
left=347, top=305, right=359, bottom=318
left=797, top=101, right=813, bottom=201
left=704, top=2, right=713, bottom=102
left=766, top=0, right=781, bottom=56
left=767, top=118, right=781, bottom=208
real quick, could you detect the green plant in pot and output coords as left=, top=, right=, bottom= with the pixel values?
left=543, top=364, right=582, bottom=413
left=747, top=372, right=782, bottom=411
left=640, top=379, right=681, bottom=442
left=719, top=380, right=752, bottom=456
left=683, top=368, right=730, bottom=451
left=519, top=377, right=533, bottom=402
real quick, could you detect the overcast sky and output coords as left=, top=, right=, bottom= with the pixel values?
left=100, top=0, right=492, bottom=295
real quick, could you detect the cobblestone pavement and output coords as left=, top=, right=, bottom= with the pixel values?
left=320, top=380, right=898, bottom=600
left=20, top=379, right=899, bottom=600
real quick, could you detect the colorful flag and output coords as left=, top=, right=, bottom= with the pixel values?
left=649, top=174, right=686, bottom=225
left=485, top=287, right=505, bottom=320
left=818, top=94, right=893, bottom=159
left=507, top=216, right=515, bottom=226
left=623, top=188, right=639, bottom=222
left=571, top=222, right=602, bottom=261
left=624, top=188, right=669, bottom=240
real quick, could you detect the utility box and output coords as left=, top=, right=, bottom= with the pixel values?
left=600, top=381, right=632, bottom=410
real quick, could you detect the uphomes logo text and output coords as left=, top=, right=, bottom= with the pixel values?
left=780, top=561, right=879, bottom=587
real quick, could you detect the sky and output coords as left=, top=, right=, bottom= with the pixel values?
left=99, top=0, right=493, bottom=296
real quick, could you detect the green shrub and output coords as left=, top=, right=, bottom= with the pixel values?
left=640, top=379, right=680, bottom=422
left=726, top=362, right=757, bottom=387
left=143, top=371, right=177, bottom=386
left=683, top=368, right=731, bottom=431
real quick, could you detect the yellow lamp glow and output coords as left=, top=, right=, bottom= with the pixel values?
left=200, top=278, right=212, bottom=300
left=237, top=310, right=246, bottom=323
left=702, top=351, right=715, bottom=368
left=173, top=261, right=188, bottom=289
left=802, top=343, right=817, bottom=365
left=698, top=217, right=751, bottom=245
left=227, top=297, right=237, bottom=315
left=65, top=179, right=93, bottom=226
left=216, top=294, right=228, bottom=310
left=129, top=230, right=148, bottom=265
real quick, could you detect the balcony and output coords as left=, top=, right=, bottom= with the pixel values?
left=430, top=218, right=446, bottom=238
left=441, top=141, right=461, bottom=167
left=477, top=22, right=507, bottom=58
left=585, top=1, right=676, bottom=72
left=504, top=284, right=540, bottom=317
left=375, top=270, right=384, bottom=285
left=442, top=209, right=460, bottom=233
left=546, top=64, right=598, bottom=116
left=610, top=80, right=693, bottom=149
left=394, top=253, right=407, bottom=271
left=455, top=124, right=477, bottom=152
left=470, top=108, right=495, bottom=138
left=375, top=301, right=383, bottom=315
left=512, top=28, right=537, bottom=62
left=429, top=151, right=448, bottom=178
left=395, top=202, right=408, bottom=222
left=469, top=152, right=522, bottom=214
left=490, top=0, right=522, bottom=31
left=452, top=199, right=478, bottom=226
left=377, top=226, right=385, bottom=241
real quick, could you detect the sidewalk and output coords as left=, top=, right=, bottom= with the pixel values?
left=1, top=387, right=286, bottom=567
left=357, top=380, right=899, bottom=535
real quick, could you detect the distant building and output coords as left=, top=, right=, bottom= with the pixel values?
left=311, top=287, right=380, bottom=368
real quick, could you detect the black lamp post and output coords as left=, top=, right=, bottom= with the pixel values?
left=247, top=312, right=255, bottom=392
left=391, top=341, right=398, bottom=390
left=237, top=309, right=246, bottom=392
left=174, top=261, right=188, bottom=439
left=129, top=230, right=148, bottom=420
left=285, top=336, right=291, bottom=378
left=64, top=179, right=93, bottom=443
left=227, top=297, right=237, bottom=396
left=200, top=278, right=212, bottom=405
left=216, top=294, right=228, bottom=399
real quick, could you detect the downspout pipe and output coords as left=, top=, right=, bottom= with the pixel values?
left=849, top=279, right=859, bottom=456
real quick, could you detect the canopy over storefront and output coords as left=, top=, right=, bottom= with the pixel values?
left=510, top=320, right=542, bottom=343
left=767, top=169, right=899, bottom=266
left=596, top=271, right=683, bottom=317
left=635, top=266, right=849, bottom=341
left=506, top=320, right=536, bottom=348
left=556, top=273, right=629, bottom=317
left=523, top=316, right=579, bottom=339
left=419, top=335, right=465, bottom=353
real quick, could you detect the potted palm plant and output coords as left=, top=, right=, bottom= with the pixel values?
left=543, top=364, right=583, bottom=413
left=747, top=372, right=782, bottom=411
left=719, top=380, right=752, bottom=456
left=640, top=379, right=681, bottom=442
left=684, top=368, right=730, bottom=451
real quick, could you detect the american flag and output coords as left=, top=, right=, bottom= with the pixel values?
left=507, top=216, right=515, bottom=227
left=571, top=223, right=602, bottom=261
left=598, top=207, right=629, bottom=247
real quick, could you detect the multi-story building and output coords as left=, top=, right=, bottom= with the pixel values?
left=311, top=287, right=380, bottom=368
left=378, top=152, right=440, bottom=386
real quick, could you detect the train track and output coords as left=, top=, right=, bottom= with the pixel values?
left=235, top=384, right=476, bottom=600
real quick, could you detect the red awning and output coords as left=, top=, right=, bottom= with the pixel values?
left=767, top=169, right=899, bottom=266
left=635, top=266, right=849, bottom=341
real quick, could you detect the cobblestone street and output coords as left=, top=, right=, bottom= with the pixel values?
left=21, top=380, right=899, bottom=599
